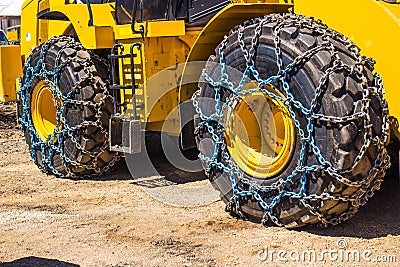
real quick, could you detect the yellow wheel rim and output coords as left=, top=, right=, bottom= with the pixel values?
left=31, top=81, right=59, bottom=141
left=225, top=84, right=295, bottom=179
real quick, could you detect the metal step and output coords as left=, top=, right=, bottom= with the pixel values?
left=109, top=115, right=141, bottom=154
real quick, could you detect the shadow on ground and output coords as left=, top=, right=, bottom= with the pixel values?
left=303, top=178, right=400, bottom=239
left=96, top=132, right=206, bottom=185
left=1, top=257, right=79, bottom=267
left=76, top=135, right=206, bottom=184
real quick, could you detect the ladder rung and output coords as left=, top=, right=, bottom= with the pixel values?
left=108, top=54, right=131, bottom=59
left=110, top=85, right=132, bottom=90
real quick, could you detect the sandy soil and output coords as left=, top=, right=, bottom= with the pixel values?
left=0, top=102, right=399, bottom=267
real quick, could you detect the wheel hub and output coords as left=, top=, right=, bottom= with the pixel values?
left=31, top=81, right=59, bottom=141
left=225, top=84, right=295, bottom=179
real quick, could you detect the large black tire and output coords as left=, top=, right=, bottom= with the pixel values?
left=19, top=36, right=120, bottom=178
left=195, top=14, right=390, bottom=228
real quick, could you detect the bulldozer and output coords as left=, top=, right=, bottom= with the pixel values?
left=1, top=0, right=399, bottom=228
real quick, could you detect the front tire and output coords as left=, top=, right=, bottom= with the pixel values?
left=19, top=36, right=120, bottom=178
left=194, top=14, right=390, bottom=228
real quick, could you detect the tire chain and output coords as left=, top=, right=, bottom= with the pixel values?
left=193, top=14, right=390, bottom=227
left=18, top=36, right=120, bottom=178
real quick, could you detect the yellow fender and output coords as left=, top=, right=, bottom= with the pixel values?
left=21, top=0, right=115, bottom=59
left=179, top=2, right=293, bottom=103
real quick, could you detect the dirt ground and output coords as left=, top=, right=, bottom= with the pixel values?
left=0, top=102, right=399, bottom=267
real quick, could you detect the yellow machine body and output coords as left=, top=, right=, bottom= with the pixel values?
left=16, top=0, right=400, bottom=136
left=0, top=45, right=22, bottom=103
left=19, top=0, right=293, bottom=133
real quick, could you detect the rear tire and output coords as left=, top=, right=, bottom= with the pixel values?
left=19, top=36, right=120, bottom=178
left=195, top=14, right=390, bottom=228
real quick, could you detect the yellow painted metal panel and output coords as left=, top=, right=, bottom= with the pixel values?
left=51, top=1, right=116, bottom=26
left=147, top=21, right=185, bottom=37
left=0, top=46, right=22, bottom=103
left=35, top=0, right=117, bottom=49
left=21, top=0, right=39, bottom=59
left=144, top=36, right=189, bottom=130
left=94, top=26, right=115, bottom=48
left=114, top=21, right=185, bottom=40
left=48, top=21, right=73, bottom=38
left=114, top=24, right=146, bottom=40
left=21, top=0, right=116, bottom=54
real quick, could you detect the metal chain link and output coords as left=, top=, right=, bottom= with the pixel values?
left=193, top=14, right=390, bottom=227
left=18, top=36, right=120, bottom=178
